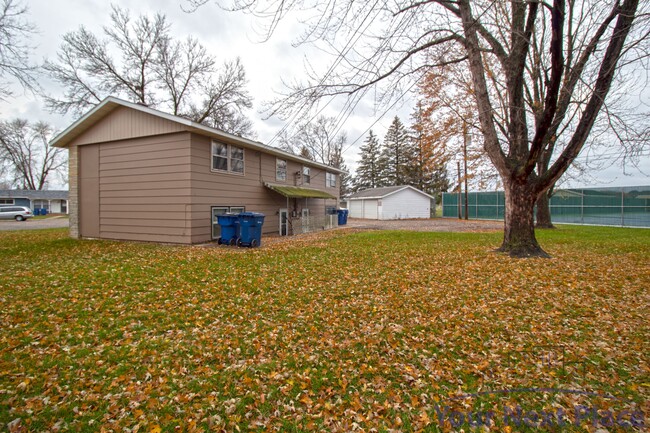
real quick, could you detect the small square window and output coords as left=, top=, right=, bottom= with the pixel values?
left=212, top=141, right=244, bottom=174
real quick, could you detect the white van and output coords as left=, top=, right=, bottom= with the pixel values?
left=0, top=206, right=33, bottom=221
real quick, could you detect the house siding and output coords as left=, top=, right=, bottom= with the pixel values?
left=187, top=134, right=338, bottom=243
left=75, top=132, right=194, bottom=243
left=72, top=106, right=186, bottom=146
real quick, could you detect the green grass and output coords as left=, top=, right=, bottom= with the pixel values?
left=0, top=226, right=648, bottom=432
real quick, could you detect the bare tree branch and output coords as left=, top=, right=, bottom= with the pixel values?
left=43, top=5, right=255, bottom=137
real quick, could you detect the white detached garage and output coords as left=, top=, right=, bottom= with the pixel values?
left=347, top=185, right=434, bottom=220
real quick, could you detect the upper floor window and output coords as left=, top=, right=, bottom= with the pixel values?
left=326, top=172, right=337, bottom=188
left=276, top=158, right=287, bottom=181
left=302, top=166, right=311, bottom=184
left=212, top=141, right=244, bottom=174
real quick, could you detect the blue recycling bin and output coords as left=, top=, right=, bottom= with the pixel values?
left=33, top=208, right=40, bottom=216
left=40, top=208, right=47, bottom=216
left=237, top=212, right=265, bottom=247
left=216, top=214, right=240, bottom=245
left=337, top=209, right=348, bottom=225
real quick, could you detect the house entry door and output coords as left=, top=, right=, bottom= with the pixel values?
left=301, top=208, right=309, bottom=232
left=279, top=208, right=288, bottom=236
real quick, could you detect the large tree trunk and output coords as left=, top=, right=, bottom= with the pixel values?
left=535, top=191, right=555, bottom=229
left=498, top=181, right=550, bottom=258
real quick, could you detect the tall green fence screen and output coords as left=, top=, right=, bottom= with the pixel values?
left=441, top=186, right=650, bottom=228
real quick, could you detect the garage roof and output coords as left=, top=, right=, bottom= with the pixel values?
left=264, top=183, right=337, bottom=199
left=348, top=185, right=434, bottom=200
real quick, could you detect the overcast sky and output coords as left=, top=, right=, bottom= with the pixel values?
left=1, top=0, right=648, bottom=189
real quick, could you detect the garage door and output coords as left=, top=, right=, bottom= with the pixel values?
left=349, top=200, right=363, bottom=218
left=363, top=199, right=378, bottom=219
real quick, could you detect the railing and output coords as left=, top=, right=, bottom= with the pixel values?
left=291, top=214, right=338, bottom=235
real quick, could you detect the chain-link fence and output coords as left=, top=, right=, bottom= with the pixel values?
left=441, top=186, right=650, bottom=228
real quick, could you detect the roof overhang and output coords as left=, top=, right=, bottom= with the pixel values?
left=50, top=96, right=346, bottom=175
left=264, top=183, right=337, bottom=199
left=348, top=186, right=435, bottom=200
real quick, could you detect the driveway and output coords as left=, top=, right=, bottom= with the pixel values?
left=344, top=217, right=503, bottom=232
left=0, top=216, right=69, bottom=231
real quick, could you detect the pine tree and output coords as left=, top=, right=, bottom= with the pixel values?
left=380, top=116, right=412, bottom=186
left=354, top=130, right=384, bottom=191
left=328, top=143, right=352, bottom=198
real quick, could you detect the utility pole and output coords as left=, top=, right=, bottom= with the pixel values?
left=463, top=123, right=469, bottom=220
left=457, top=160, right=462, bottom=219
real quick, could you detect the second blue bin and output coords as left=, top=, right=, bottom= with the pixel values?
left=237, top=212, right=265, bottom=247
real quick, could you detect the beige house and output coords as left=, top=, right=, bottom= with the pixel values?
left=51, top=97, right=343, bottom=244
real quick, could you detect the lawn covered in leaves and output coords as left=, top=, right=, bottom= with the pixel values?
left=1, top=226, right=648, bottom=432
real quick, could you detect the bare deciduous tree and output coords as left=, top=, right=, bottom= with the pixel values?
left=0, top=119, right=66, bottom=190
left=190, top=0, right=649, bottom=257
left=0, top=0, right=37, bottom=99
left=44, top=5, right=254, bottom=137
left=280, top=115, right=347, bottom=165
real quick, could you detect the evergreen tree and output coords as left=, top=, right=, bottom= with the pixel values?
left=328, top=143, right=352, bottom=198
left=380, top=116, right=412, bottom=186
left=354, top=130, right=384, bottom=191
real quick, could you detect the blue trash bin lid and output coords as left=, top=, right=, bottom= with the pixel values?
left=217, top=213, right=239, bottom=223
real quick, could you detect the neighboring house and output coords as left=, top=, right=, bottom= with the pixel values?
left=348, top=185, right=434, bottom=220
left=0, top=190, right=69, bottom=214
left=51, top=97, right=344, bottom=244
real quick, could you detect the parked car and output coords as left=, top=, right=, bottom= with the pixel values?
left=0, top=206, right=33, bottom=221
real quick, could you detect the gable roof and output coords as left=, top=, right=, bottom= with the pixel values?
left=0, top=189, right=69, bottom=200
left=50, top=96, right=346, bottom=174
left=348, top=185, right=434, bottom=200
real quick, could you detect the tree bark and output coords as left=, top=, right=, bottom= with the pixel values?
left=498, top=180, right=550, bottom=258
left=535, top=191, right=555, bottom=229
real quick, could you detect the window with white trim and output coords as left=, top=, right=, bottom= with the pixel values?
left=0, top=199, right=14, bottom=205
left=326, top=172, right=334, bottom=187
left=211, top=141, right=244, bottom=174
left=302, top=166, right=311, bottom=184
left=33, top=200, right=49, bottom=210
left=276, top=158, right=287, bottom=181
